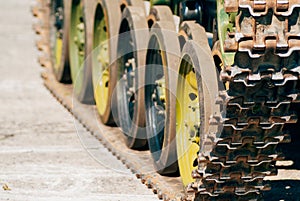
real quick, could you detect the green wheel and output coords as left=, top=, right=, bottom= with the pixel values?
left=69, top=0, right=94, bottom=103
left=176, top=23, right=219, bottom=187
left=145, top=21, right=181, bottom=174
left=92, top=0, right=121, bottom=125
left=69, top=0, right=84, bottom=93
left=49, top=0, right=71, bottom=82
left=116, top=6, right=149, bottom=149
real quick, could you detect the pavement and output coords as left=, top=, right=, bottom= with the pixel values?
left=0, top=0, right=158, bottom=200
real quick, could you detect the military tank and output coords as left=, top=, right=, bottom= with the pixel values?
left=47, top=0, right=300, bottom=200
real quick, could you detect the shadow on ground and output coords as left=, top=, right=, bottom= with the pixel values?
left=276, top=103, right=300, bottom=170
left=263, top=180, right=300, bottom=201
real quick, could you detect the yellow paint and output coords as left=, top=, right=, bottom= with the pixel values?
left=93, top=6, right=110, bottom=117
left=55, top=38, right=63, bottom=70
left=176, top=67, right=200, bottom=187
left=95, top=67, right=109, bottom=115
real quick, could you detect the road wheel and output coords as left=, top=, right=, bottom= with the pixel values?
left=49, top=0, right=71, bottom=83
left=92, top=0, right=121, bottom=125
left=176, top=23, right=219, bottom=187
left=69, top=0, right=94, bottom=103
left=145, top=21, right=181, bottom=174
left=147, top=5, right=174, bottom=28
left=116, top=6, right=148, bottom=149
left=119, top=0, right=146, bottom=13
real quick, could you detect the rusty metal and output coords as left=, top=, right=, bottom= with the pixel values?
left=42, top=65, right=187, bottom=201
left=185, top=1, right=300, bottom=200
left=32, top=3, right=179, bottom=200
left=33, top=2, right=185, bottom=200
left=33, top=0, right=300, bottom=201
left=225, top=0, right=300, bottom=16
left=224, top=0, right=300, bottom=59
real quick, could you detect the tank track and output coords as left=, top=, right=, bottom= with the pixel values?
left=187, top=1, right=300, bottom=200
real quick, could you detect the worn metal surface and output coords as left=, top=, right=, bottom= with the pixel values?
left=0, top=1, right=159, bottom=200
left=41, top=62, right=186, bottom=201
left=35, top=3, right=185, bottom=200
left=186, top=1, right=300, bottom=200
left=33, top=0, right=300, bottom=201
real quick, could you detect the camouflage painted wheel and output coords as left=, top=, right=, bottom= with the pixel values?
left=176, top=23, right=219, bottom=187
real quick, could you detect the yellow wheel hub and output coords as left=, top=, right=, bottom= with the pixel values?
left=176, top=62, right=200, bottom=187
left=92, top=6, right=110, bottom=116
left=54, top=37, right=63, bottom=71
left=94, top=41, right=109, bottom=115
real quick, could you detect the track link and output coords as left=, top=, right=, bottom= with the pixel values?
left=187, top=1, right=300, bottom=200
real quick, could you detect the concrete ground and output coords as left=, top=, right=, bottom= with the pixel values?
left=0, top=0, right=158, bottom=200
